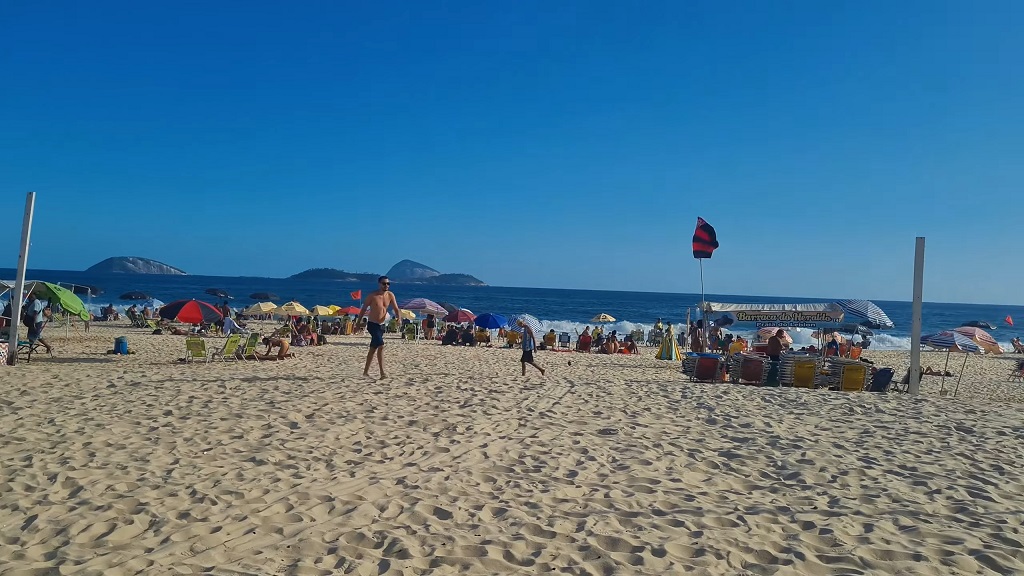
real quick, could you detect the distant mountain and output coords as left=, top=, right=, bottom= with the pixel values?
left=289, top=268, right=378, bottom=282
left=85, top=256, right=187, bottom=275
left=386, top=259, right=441, bottom=281
left=289, top=261, right=486, bottom=286
left=419, top=273, right=486, bottom=286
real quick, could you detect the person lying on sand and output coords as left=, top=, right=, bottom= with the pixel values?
left=923, top=366, right=954, bottom=377
left=262, top=337, right=293, bottom=359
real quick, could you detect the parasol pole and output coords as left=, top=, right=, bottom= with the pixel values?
left=940, top=348, right=951, bottom=394
left=953, top=353, right=969, bottom=397
left=7, top=192, right=35, bottom=365
left=698, top=259, right=708, bottom=352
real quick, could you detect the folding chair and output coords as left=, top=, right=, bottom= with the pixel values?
left=558, top=332, right=571, bottom=349
left=1008, top=361, right=1024, bottom=383
left=211, top=334, right=242, bottom=362
left=867, top=368, right=896, bottom=392
left=239, top=333, right=261, bottom=361
left=184, top=336, right=209, bottom=363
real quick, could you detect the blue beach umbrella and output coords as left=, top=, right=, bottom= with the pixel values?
left=507, top=313, right=542, bottom=334
left=474, top=313, right=508, bottom=329
left=835, top=299, right=895, bottom=329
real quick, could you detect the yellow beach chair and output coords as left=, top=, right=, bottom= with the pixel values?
left=840, top=364, right=867, bottom=392
left=792, top=360, right=817, bottom=389
left=211, top=334, right=242, bottom=362
left=184, top=336, right=209, bottom=363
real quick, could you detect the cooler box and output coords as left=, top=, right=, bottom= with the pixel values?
left=114, top=336, right=129, bottom=355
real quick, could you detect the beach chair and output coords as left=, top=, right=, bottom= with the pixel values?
left=630, top=329, right=645, bottom=347
left=506, top=331, right=521, bottom=348
left=184, top=336, right=209, bottom=363
left=211, top=334, right=242, bottom=362
left=792, top=360, right=817, bottom=388
left=737, top=354, right=767, bottom=385
left=146, top=318, right=160, bottom=330
left=1009, top=361, right=1024, bottom=383
left=237, top=333, right=261, bottom=361
left=689, top=355, right=723, bottom=383
left=838, top=364, right=868, bottom=392
left=647, top=329, right=663, bottom=347
left=867, top=368, right=896, bottom=392
left=558, top=332, right=571, bottom=349
left=17, top=339, right=43, bottom=363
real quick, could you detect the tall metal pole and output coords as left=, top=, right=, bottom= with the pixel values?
left=909, top=237, right=925, bottom=395
left=698, top=259, right=708, bottom=351
left=7, top=192, right=36, bottom=365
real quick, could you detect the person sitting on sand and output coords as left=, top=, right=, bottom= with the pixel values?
left=577, top=328, right=593, bottom=352
left=1012, top=337, right=1024, bottom=353
left=441, top=325, right=460, bottom=346
left=620, top=333, right=639, bottom=354
left=459, top=325, right=476, bottom=346
left=262, top=337, right=292, bottom=359
left=602, top=331, right=619, bottom=355
left=543, top=329, right=557, bottom=350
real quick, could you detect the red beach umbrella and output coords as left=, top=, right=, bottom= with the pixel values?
left=443, top=309, right=476, bottom=323
left=159, top=299, right=224, bottom=324
left=336, top=306, right=362, bottom=316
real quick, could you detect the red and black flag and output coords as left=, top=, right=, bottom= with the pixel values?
left=692, top=217, right=719, bottom=259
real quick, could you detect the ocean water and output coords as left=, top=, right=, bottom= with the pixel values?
left=3, top=268, right=1023, bottom=351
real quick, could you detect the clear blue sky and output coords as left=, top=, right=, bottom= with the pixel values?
left=2, top=1, right=1021, bottom=304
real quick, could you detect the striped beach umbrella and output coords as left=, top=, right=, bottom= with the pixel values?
left=952, top=326, right=1003, bottom=354
left=921, top=331, right=980, bottom=353
left=835, top=300, right=894, bottom=329
left=507, top=313, right=542, bottom=334
left=398, top=298, right=447, bottom=316
left=921, top=330, right=981, bottom=397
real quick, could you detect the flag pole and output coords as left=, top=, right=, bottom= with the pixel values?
left=8, top=192, right=36, bottom=365
left=699, top=258, right=708, bottom=352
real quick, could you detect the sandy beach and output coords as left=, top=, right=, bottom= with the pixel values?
left=2, top=321, right=1024, bottom=575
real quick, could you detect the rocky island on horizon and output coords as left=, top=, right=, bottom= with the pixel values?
left=290, top=259, right=486, bottom=286
left=85, top=256, right=187, bottom=275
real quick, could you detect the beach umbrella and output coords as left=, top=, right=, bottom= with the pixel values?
left=960, top=320, right=996, bottom=330
left=205, top=288, right=232, bottom=299
left=443, top=309, right=476, bottom=323
left=395, top=309, right=416, bottom=320
left=336, top=306, right=362, bottom=316
left=29, top=282, right=91, bottom=321
left=835, top=299, right=894, bottom=329
left=71, top=284, right=102, bottom=296
left=249, top=292, right=279, bottom=301
left=119, top=291, right=150, bottom=300
left=826, top=323, right=874, bottom=337
left=507, top=313, right=542, bottom=334
left=952, top=326, right=1003, bottom=354
left=274, top=301, right=310, bottom=317
left=921, top=331, right=981, bottom=396
left=590, top=313, right=616, bottom=323
left=159, top=299, right=223, bottom=324
left=758, top=327, right=793, bottom=344
left=309, top=305, right=334, bottom=316
left=440, top=302, right=460, bottom=314
left=399, top=298, right=447, bottom=316
left=474, top=313, right=508, bottom=330
left=141, top=298, right=165, bottom=310
left=244, top=302, right=277, bottom=315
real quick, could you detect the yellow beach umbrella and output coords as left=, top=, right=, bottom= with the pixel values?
left=244, top=301, right=277, bottom=315
left=399, top=309, right=416, bottom=320
left=309, top=305, right=334, bottom=316
left=274, top=301, right=310, bottom=317
left=590, top=313, right=616, bottom=323
left=327, top=305, right=341, bottom=313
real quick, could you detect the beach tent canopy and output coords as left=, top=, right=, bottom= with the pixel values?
left=703, top=302, right=844, bottom=329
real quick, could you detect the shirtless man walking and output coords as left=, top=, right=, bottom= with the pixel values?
left=357, top=276, right=403, bottom=378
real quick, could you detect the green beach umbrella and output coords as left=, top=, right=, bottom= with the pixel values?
left=30, top=282, right=90, bottom=321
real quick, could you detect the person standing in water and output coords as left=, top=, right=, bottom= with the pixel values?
left=518, top=319, right=546, bottom=377
left=357, top=276, right=403, bottom=378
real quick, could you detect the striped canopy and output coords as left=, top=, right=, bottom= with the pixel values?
left=507, top=313, right=542, bottom=334
left=835, top=300, right=894, bottom=329
left=398, top=298, right=447, bottom=316
left=952, top=326, right=1003, bottom=354
left=921, top=331, right=981, bottom=353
